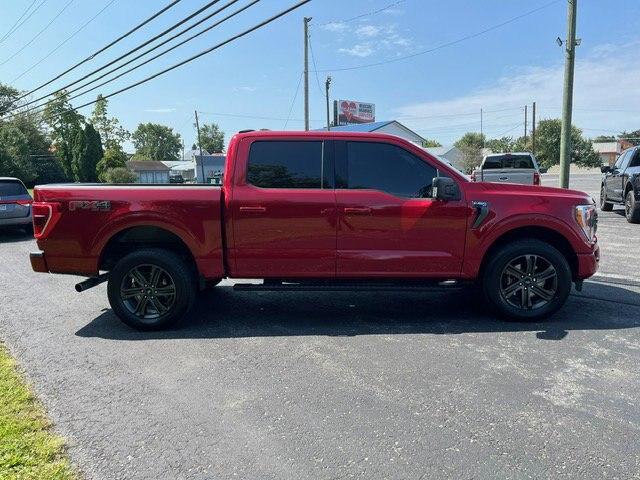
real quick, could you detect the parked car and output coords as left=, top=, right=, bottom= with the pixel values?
left=0, top=177, right=33, bottom=232
left=471, top=152, right=541, bottom=185
left=600, top=145, right=640, bottom=223
left=29, top=131, right=599, bottom=330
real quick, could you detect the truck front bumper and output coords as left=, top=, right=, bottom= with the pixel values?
left=576, top=243, right=600, bottom=279
left=30, top=251, right=48, bottom=273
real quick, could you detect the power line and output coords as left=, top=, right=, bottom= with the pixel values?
left=10, top=0, right=228, bottom=113
left=0, top=0, right=75, bottom=67
left=308, top=35, right=324, bottom=97
left=12, top=0, right=119, bottom=83
left=284, top=73, right=304, bottom=128
left=15, top=0, right=183, bottom=101
left=318, top=0, right=405, bottom=26
left=315, top=0, right=561, bottom=72
left=13, top=0, right=260, bottom=117
left=18, top=0, right=312, bottom=124
left=0, top=0, right=48, bottom=44
left=0, top=0, right=38, bottom=43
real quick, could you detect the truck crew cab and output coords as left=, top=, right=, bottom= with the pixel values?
left=29, top=131, right=599, bottom=330
left=600, top=145, right=640, bottom=223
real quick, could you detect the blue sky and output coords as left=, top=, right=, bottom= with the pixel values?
left=1, top=0, right=639, bottom=151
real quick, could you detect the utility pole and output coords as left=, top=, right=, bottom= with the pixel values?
left=325, top=75, right=332, bottom=131
left=532, top=102, right=536, bottom=154
left=194, top=110, right=206, bottom=184
left=524, top=105, right=528, bottom=142
left=480, top=108, right=483, bottom=144
left=559, top=0, right=578, bottom=188
left=303, top=16, right=312, bottom=131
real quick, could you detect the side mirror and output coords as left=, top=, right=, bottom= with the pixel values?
left=601, top=165, right=611, bottom=174
left=432, top=177, right=461, bottom=201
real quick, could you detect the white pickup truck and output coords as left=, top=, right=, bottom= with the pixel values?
left=471, top=152, right=541, bottom=185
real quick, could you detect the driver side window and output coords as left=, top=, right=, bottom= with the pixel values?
left=614, top=151, right=629, bottom=170
left=341, top=141, right=438, bottom=198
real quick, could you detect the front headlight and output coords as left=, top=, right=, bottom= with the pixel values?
left=575, top=204, right=597, bottom=242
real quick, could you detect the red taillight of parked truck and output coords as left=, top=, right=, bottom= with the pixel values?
left=32, top=202, right=61, bottom=239
left=533, top=171, right=541, bottom=185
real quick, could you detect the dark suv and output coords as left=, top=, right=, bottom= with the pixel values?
left=600, top=146, right=640, bottom=223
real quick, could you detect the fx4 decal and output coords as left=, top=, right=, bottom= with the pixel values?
left=68, top=200, right=111, bottom=212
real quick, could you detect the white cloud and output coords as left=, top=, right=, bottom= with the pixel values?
left=339, top=44, right=375, bottom=58
left=393, top=42, right=640, bottom=143
left=321, top=22, right=348, bottom=33
left=144, top=108, right=176, bottom=113
left=356, top=25, right=382, bottom=38
left=233, top=86, right=257, bottom=93
left=335, top=23, right=411, bottom=58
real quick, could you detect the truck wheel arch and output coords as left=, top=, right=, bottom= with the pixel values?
left=476, top=225, right=579, bottom=281
left=98, top=225, right=198, bottom=273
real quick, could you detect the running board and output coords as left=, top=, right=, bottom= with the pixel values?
left=233, top=280, right=464, bottom=292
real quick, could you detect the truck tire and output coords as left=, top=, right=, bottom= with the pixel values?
left=625, top=190, right=640, bottom=223
left=482, top=239, right=572, bottom=321
left=600, top=185, right=613, bottom=211
left=107, top=248, right=196, bottom=330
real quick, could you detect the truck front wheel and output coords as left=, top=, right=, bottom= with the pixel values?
left=482, top=240, right=572, bottom=321
left=107, top=248, right=196, bottom=330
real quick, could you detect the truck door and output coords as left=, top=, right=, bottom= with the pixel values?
left=230, top=138, right=337, bottom=278
left=334, top=140, right=467, bottom=278
left=607, top=150, right=630, bottom=201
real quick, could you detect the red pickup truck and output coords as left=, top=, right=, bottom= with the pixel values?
left=29, top=131, right=599, bottom=330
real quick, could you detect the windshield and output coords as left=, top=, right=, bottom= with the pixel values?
left=483, top=154, right=535, bottom=169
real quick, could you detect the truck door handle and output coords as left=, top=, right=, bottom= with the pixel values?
left=344, top=207, right=372, bottom=215
left=240, top=206, right=266, bottom=213
left=499, top=176, right=509, bottom=181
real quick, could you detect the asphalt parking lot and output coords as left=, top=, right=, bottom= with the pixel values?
left=1, top=173, right=639, bottom=479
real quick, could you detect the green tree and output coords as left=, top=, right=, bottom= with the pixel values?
left=196, top=122, right=225, bottom=153
left=43, top=91, right=84, bottom=179
left=103, top=167, right=137, bottom=183
left=618, top=130, right=640, bottom=146
left=90, top=95, right=129, bottom=150
left=72, top=124, right=103, bottom=182
left=455, top=132, right=486, bottom=173
left=592, top=135, right=616, bottom=142
left=97, top=146, right=128, bottom=182
left=421, top=139, right=442, bottom=148
left=131, top=123, right=181, bottom=162
left=533, top=119, right=600, bottom=168
left=486, top=136, right=517, bottom=153
left=0, top=83, right=21, bottom=115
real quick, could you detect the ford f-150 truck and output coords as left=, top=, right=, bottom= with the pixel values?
left=29, top=131, right=599, bottom=330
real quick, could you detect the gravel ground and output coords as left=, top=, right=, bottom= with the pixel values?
left=0, top=173, right=638, bottom=479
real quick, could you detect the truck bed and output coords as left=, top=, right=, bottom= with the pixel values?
left=33, top=184, right=225, bottom=278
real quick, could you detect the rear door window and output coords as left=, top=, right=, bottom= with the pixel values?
left=247, top=141, right=325, bottom=188
left=0, top=180, right=27, bottom=197
left=341, top=141, right=438, bottom=198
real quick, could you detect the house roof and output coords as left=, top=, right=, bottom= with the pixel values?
left=126, top=161, right=170, bottom=172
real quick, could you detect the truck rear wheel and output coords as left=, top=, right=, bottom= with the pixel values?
left=482, top=240, right=572, bottom=321
left=107, top=248, right=196, bottom=330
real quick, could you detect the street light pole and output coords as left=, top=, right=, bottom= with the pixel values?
left=303, top=17, right=312, bottom=131
left=559, top=0, right=578, bottom=188
left=195, top=109, right=205, bottom=184
left=325, top=76, right=332, bottom=131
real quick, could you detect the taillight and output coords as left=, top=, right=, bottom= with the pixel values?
left=32, top=202, right=61, bottom=239
left=533, top=171, right=541, bottom=185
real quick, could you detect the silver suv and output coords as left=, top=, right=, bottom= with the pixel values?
left=0, top=177, right=33, bottom=232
